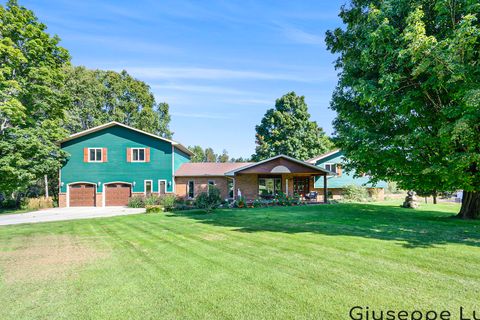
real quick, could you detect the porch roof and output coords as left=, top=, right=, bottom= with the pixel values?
left=225, top=155, right=335, bottom=176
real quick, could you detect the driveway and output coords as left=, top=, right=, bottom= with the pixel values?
left=0, top=207, right=145, bottom=226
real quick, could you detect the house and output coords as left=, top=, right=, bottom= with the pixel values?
left=58, top=122, right=335, bottom=207
left=306, top=149, right=387, bottom=200
left=175, top=155, right=333, bottom=202
left=58, top=122, right=193, bottom=207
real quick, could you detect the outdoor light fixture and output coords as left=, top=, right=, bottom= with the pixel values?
left=133, top=181, right=136, bottom=187
left=60, top=182, right=64, bottom=187
left=168, top=181, right=172, bottom=187
left=97, top=181, right=101, bottom=187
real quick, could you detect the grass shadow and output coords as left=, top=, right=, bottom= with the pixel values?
left=170, top=202, right=480, bottom=249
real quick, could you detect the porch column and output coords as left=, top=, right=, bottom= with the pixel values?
left=323, top=174, right=328, bottom=204
left=285, top=177, right=288, bottom=196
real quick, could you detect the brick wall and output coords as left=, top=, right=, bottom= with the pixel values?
left=175, top=176, right=230, bottom=200
left=59, top=193, right=66, bottom=207
left=95, top=193, right=103, bottom=207
left=235, top=174, right=257, bottom=200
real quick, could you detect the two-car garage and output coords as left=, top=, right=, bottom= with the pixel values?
left=68, top=182, right=131, bottom=207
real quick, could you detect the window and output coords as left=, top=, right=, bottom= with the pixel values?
left=227, top=178, right=234, bottom=198
left=145, top=180, right=152, bottom=196
left=258, top=176, right=281, bottom=198
left=132, top=148, right=145, bottom=162
left=208, top=180, right=215, bottom=193
left=89, top=148, right=102, bottom=162
left=293, top=177, right=310, bottom=196
left=325, top=163, right=337, bottom=173
left=188, top=180, right=195, bottom=198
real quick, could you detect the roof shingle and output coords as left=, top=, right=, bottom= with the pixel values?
left=175, top=162, right=253, bottom=176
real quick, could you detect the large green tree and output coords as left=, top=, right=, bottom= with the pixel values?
left=64, top=66, right=172, bottom=138
left=252, top=92, right=334, bottom=161
left=326, top=0, right=480, bottom=218
left=0, top=0, right=70, bottom=197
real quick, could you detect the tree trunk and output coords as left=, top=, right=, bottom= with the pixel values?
left=433, top=192, right=437, bottom=205
left=457, top=191, right=480, bottom=219
left=44, top=175, right=49, bottom=198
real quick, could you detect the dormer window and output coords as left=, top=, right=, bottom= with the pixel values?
left=325, top=163, right=337, bottom=173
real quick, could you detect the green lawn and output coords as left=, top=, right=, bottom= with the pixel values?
left=1, top=201, right=479, bottom=319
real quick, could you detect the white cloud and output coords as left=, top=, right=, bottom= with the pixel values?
left=125, top=67, right=312, bottom=82
left=276, top=24, right=324, bottom=46
left=151, top=84, right=249, bottom=95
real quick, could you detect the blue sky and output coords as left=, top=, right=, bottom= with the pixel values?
left=19, top=0, right=345, bottom=158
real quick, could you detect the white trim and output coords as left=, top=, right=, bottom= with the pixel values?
left=158, top=179, right=167, bottom=195
left=131, top=148, right=146, bottom=162
left=172, top=145, right=175, bottom=193
left=187, top=180, right=195, bottom=199
left=66, top=181, right=97, bottom=208
left=226, top=177, right=234, bottom=199
left=225, top=154, right=333, bottom=176
left=144, top=180, right=153, bottom=196
left=103, top=181, right=133, bottom=207
left=87, top=148, right=103, bottom=162
left=285, top=178, right=288, bottom=195
left=58, top=121, right=193, bottom=156
left=306, top=149, right=341, bottom=164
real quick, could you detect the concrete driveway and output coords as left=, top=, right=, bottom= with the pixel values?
left=0, top=207, right=145, bottom=226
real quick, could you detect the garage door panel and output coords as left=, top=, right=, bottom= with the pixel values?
left=69, top=183, right=95, bottom=206
left=105, top=184, right=131, bottom=206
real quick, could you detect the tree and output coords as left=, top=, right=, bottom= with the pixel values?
left=325, top=1, right=480, bottom=218
left=189, top=145, right=205, bottom=162
left=230, top=157, right=251, bottom=163
left=204, top=147, right=217, bottom=162
left=252, top=92, right=334, bottom=161
left=63, top=66, right=172, bottom=137
left=217, top=149, right=229, bottom=162
left=0, top=0, right=70, bottom=198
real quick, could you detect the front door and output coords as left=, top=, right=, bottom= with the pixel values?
left=159, top=180, right=166, bottom=195
left=293, top=177, right=309, bottom=197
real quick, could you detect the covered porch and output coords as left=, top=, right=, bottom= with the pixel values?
left=226, top=155, right=334, bottom=203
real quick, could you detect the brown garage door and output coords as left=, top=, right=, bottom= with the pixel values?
left=105, top=183, right=131, bottom=206
left=69, top=183, right=96, bottom=206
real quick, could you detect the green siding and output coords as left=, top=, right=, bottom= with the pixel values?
left=174, top=147, right=191, bottom=172
left=60, top=126, right=176, bottom=193
left=314, top=151, right=388, bottom=189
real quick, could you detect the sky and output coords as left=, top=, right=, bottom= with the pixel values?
left=18, top=0, right=345, bottom=159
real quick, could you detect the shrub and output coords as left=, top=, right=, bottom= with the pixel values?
left=145, top=205, right=163, bottom=213
left=144, top=195, right=160, bottom=206
left=235, top=196, right=246, bottom=208
left=159, top=194, right=176, bottom=211
left=195, top=186, right=222, bottom=213
left=341, top=184, right=369, bottom=202
left=24, top=197, right=54, bottom=211
left=128, top=196, right=144, bottom=208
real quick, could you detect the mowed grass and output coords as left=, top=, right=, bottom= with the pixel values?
left=1, top=201, right=480, bottom=319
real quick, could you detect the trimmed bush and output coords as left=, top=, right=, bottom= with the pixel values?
left=195, top=186, right=222, bottom=213
left=146, top=205, right=164, bottom=213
